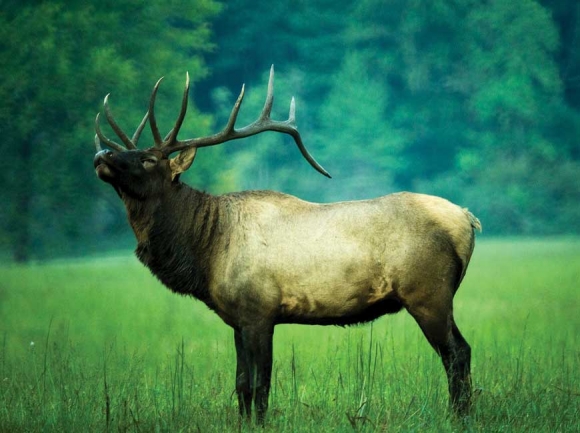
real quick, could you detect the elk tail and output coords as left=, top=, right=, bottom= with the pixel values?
left=463, top=208, right=482, bottom=233
left=454, top=208, right=481, bottom=291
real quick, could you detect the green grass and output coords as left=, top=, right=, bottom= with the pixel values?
left=1, top=239, right=579, bottom=432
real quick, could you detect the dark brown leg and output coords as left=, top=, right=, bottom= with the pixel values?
left=234, top=329, right=252, bottom=419
left=443, top=320, right=472, bottom=415
left=407, top=298, right=472, bottom=415
left=235, top=324, right=274, bottom=425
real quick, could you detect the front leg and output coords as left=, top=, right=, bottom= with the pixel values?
left=234, top=324, right=274, bottom=425
left=234, top=329, right=252, bottom=419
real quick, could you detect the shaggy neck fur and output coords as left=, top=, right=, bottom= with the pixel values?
left=121, top=183, right=222, bottom=309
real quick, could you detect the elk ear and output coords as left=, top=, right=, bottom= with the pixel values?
left=169, top=147, right=197, bottom=181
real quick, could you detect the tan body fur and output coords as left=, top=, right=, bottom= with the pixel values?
left=208, top=191, right=477, bottom=330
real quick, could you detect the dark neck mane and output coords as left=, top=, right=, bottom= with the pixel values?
left=122, top=183, right=222, bottom=308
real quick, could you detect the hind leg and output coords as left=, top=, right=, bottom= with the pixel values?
left=406, top=294, right=472, bottom=415
left=445, top=320, right=472, bottom=415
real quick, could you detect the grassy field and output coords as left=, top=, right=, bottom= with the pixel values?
left=0, top=238, right=578, bottom=432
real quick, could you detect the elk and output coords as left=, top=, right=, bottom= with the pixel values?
left=93, top=66, right=480, bottom=424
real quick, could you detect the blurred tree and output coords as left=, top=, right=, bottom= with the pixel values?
left=541, top=0, right=580, bottom=111
left=447, top=0, right=576, bottom=233
left=345, top=0, right=578, bottom=233
left=0, top=0, right=221, bottom=261
left=313, top=52, right=405, bottom=201
left=196, top=0, right=352, bottom=109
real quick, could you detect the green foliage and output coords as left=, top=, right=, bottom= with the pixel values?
left=313, top=52, right=405, bottom=200
left=1, top=239, right=579, bottom=431
left=0, top=0, right=221, bottom=261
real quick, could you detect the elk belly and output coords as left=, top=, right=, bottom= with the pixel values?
left=277, top=273, right=401, bottom=325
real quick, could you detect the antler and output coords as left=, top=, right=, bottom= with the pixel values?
left=94, top=66, right=330, bottom=178
left=94, top=96, right=149, bottom=152
left=151, top=65, right=330, bottom=178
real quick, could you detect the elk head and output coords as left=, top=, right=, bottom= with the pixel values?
left=93, top=66, right=330, bottom=199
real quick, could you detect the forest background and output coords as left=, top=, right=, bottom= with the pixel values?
left=1, top=0, right=579, bottom=262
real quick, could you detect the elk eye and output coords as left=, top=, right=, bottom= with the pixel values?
left=141, top=158, right=157, bottom=169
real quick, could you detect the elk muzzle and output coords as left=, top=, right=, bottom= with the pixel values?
left=94, top=150, right=118, bottom=181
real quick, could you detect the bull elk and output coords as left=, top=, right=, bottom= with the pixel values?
left=93, top=66, right=480, bottom=424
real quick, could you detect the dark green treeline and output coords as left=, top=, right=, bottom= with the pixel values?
left=1, top=0, right=579, bottom=261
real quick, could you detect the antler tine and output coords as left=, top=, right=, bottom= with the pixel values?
left=163, top=72, right=190, bottom=147
left=94, top=134, right=103, bottom=152
left=131, top=110, right=150, bottom=146
left=260, top=64, right=275, bottom=120
left=103, top=94, right=137, bottom=149
left=95, top=93, right=149, bottom=152
left=157, top=65, right=331, bottom=178
left=148, top=77, right=165, bottom=147
left=95, top=112, right=126, bottom=153
left=160, top=82, right=246, bottom=155
left=223, top=84, right=246, bottom=134
left=289, top=97, right=296, bottom=124
left=284, top=120, right=331, bottom=178
left=282, top=96, right=330, bottom=178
